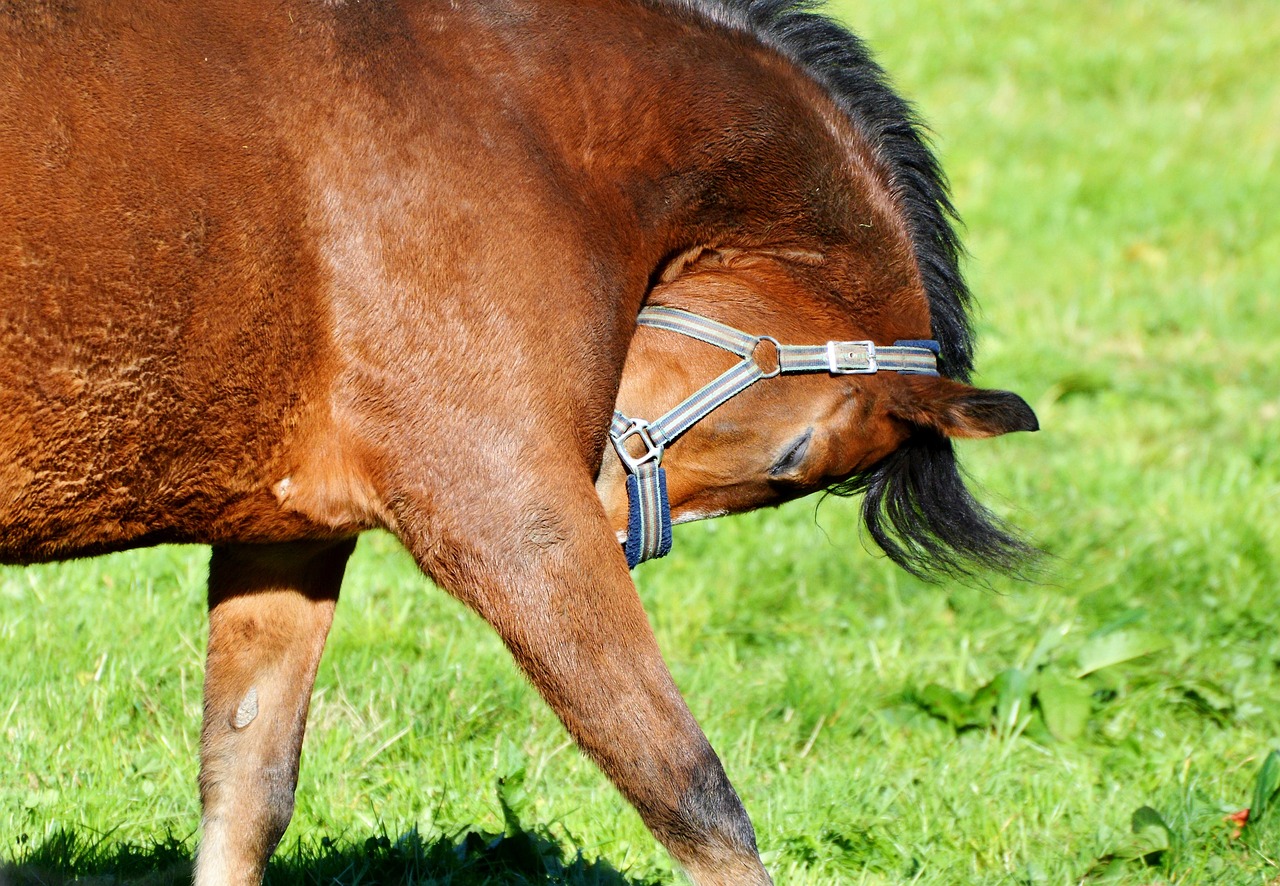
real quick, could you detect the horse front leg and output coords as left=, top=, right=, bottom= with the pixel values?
left=395, top=477, right=773, bottom=886
left=194, top=539, right=355, bottom=886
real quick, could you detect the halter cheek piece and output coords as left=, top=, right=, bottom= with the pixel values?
left=610, top=306, right=941, bottom=568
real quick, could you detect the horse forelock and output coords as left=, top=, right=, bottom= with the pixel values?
left=655, top=0, right=975, bottom=383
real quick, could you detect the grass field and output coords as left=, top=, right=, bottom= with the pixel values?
left=3, top=1, right=1279, bottom=883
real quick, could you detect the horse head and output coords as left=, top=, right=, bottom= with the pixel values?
left=598, top=238, right=1038, bottom=575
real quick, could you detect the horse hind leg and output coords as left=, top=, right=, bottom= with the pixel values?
left=194, top=539, right=355, bottom=886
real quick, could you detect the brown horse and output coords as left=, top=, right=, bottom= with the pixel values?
left=0, top=1, right=1037, bottom=883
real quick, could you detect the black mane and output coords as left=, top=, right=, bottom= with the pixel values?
left=665, top=0, right=1034, bottom=579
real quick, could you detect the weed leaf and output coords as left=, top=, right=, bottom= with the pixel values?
left=993, top=668, right=1032, bottom=734
left=1085, top=806, right=1173, bottom=879
left=1026, top=623, right=1070, bottom=670
left=496, top=769, right=529, bottom=836
left=1076, top=630, right=1169, bottom=677
left=1177, top=679, right=1236, bottom=725
left=912, top=683, right=983, bottom=730
left=1129, top=806, right=1173, bottom=850
left=1250, top=750, right=1280, bottom=823
left=1037, top=672, right=1092, bottom=741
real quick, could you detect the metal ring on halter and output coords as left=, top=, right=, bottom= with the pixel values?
left=751, top=336, right=783, bottom=379
left=611, top=417, right=664, bottom=472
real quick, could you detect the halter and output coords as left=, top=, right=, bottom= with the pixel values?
left=610, top=306, right=941, bottom=567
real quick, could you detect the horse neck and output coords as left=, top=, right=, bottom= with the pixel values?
left=445, top=2, right=917, bottom=291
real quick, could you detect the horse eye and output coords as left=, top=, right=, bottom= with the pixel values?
left=769, top=427, right=813, bottom=477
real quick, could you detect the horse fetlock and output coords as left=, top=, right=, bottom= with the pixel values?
left=638, top=747, right=768, bottom=883
left=680, top=855, right=775, bottom=886
left=676, top=747, right=759, bottom=853
left=195, top=795, right=294, bottom=886
left=259, top=767, right=299, bottom=852
left=198, top=757, right=299, bottom=870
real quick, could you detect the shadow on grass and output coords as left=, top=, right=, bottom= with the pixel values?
left=0, top=823, right=662, bottom=886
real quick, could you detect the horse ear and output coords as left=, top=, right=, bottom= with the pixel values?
left=891, top=376, right=1039, bottom=439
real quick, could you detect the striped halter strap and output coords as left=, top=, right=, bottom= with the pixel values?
left=610, top=306, right=941, bottom=568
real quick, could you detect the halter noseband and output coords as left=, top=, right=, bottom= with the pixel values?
left=611, top=306, right=941, bottom=567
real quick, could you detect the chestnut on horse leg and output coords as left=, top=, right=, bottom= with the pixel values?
left=394, top=474, right=772, bottom=886
left=195, top=540, right=355, bottom=886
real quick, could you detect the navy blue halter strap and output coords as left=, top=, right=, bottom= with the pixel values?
left=611, top=307, right=941, bottom=567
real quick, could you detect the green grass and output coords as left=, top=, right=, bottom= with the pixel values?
left=4, top=0, right=1280, bottom=883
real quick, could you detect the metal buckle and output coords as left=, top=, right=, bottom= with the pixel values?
left=611, top=417, right=664, bottom=472
left=826, top=340, right=877, bottom=374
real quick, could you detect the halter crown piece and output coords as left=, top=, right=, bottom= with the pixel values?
left=610, top=306, right=941, bottom=567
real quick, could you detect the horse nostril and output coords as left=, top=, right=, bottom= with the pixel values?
left=769, top=427, right=813, bottom=477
